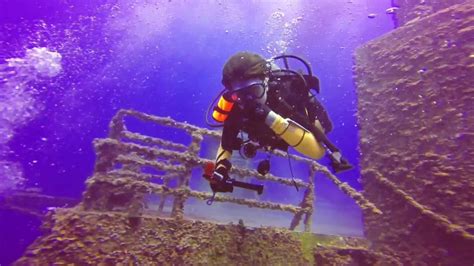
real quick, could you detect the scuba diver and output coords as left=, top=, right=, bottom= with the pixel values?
left=204, top=51, right=352, bottom=202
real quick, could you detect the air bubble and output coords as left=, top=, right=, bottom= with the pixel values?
left=417, top=68, right=427, bottom=74
left=385, top=7, right=399, bottom=14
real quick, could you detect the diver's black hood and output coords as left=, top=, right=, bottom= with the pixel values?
left=221, top=52, right=267, bottom=89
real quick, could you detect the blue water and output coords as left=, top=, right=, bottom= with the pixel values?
left=0, top=0, right=394, bottom=264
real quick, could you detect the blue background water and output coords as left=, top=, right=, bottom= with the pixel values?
left=0, top=0, right=394, bottom=264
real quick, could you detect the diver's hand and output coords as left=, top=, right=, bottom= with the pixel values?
left=210, top=167, right=229, bottom=183
left=209, top=167, right=234, bottom=193
left=203, top=159, right=234, bottom=193
left=202, top=163, right=229, bottom=183
left=203, top=161, right=231, bottom=184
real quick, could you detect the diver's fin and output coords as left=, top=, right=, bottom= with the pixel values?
left=329, top=152, right=353, bottom=173
left=331, top=158, right=353, bottom=173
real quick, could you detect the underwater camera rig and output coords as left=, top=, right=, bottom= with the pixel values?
left=203, top=162, right=263, bottom=205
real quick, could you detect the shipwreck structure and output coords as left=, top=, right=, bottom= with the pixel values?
left=354, top=1, right=474, bottom=265
left=82, top=109, right=381, bottom=231
left=15, top=109, right=385, bottom=265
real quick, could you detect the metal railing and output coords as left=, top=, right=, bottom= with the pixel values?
left=80, top=109, right=381, bottom=232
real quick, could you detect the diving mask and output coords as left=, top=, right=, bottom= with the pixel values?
left=227, top=78, right=267, bottom=104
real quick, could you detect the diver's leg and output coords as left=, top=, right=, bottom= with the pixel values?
left=268, top=110, right=353, bottom=173
left=307, top=96, right=333, bottom=133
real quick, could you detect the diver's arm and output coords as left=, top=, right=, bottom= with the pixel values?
left=215, top=144, right=232, bottom=169
left=264, top=110, right=325, bottom=159
left=214, top=117, right=239, bottom=172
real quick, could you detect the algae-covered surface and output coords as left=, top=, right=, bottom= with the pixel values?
left=15, top=207, right=379, bottom=265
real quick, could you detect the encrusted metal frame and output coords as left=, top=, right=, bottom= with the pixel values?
left=81, top=109, right=381, bottom=232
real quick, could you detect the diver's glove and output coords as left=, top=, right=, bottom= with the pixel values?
left=203, top=160, right=233, bottom=193
left=203, top=160, right=264, bottom=205
left=212, top=166, right=230, bottom=183
left=210, top=167, right=234, bottom=193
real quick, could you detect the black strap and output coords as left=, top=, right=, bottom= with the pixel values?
left=216, top=158, right=232, bottom=170
left=275, top=121, right=290, bottom=137
left=215, top=150, right=227, bottom=164
left=287, top=152, right=299, bottom=192
left=214, top=106, right=231, bottom=115
left=293, top=127, right=306, bottom=147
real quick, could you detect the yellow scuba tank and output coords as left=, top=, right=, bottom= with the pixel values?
left=212, top=92, right=235, bottom=123
left=266, top=111, right=325, bottom=159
